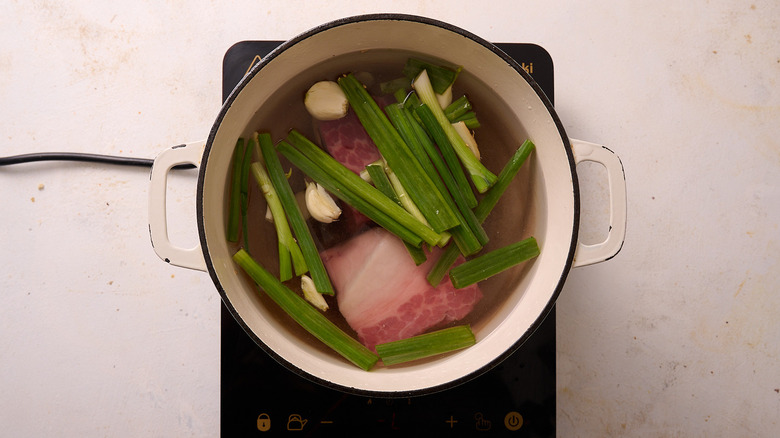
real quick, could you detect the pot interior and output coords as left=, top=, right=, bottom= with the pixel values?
left=198, top=15, right=576, bottom=395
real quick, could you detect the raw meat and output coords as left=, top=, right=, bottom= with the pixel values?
left=318, top=109, right=378, bottom=231
left=318, top=109, right=382, bottom=175
left=320, top=228, right=483, bottom=351
left=317, top=95, right=398, bottom=232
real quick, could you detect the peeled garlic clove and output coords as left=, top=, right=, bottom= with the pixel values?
left=304, top=81, right=349, bottom=121
left=305, top=182, right=341, bottom=223
left=301, top=275, right=328, bottom=311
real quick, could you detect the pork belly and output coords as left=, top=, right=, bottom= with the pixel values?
left=320, top=228, right=482, bottom=350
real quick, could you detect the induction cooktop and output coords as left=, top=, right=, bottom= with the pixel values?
left=220, top=40, right=556, bottom=437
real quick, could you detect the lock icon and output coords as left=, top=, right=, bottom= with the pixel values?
left=256, top=413, right=271, bottom=431
left=286, top=414, right=308, bottom=431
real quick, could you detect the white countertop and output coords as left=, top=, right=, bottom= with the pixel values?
left=2, top=1, right=778, bottom=436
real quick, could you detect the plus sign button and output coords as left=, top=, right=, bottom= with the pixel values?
left=504, top=411, right=523, bottom=431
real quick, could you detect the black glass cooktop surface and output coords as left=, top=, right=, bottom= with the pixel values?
left=220, top=40, right=556, bottom=437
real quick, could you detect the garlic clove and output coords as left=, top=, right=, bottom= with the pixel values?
left=301, top=275, right=329, bottom=311
left=304, top=81, right=349, bottom=121
left=305, top=182, right=341, bottom=223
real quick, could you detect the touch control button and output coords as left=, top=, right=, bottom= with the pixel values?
left=504, top=411, right=523, bottom=431
left=256, top=413, right=271, bottom=432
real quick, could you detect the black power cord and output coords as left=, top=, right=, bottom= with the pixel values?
left=0, top=152, right=196, bottom=169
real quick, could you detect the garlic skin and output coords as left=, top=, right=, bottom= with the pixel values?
left=304, top=81, right=349, bottom=121
left=301, top=275, right=329, bottom=311
left=305, top=182, right=341, bottom=223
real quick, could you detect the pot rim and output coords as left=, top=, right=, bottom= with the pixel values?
left=197, top=13, right=579, bottom=397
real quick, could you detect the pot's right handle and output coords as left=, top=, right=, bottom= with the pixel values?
left=148, top=141, right=208, bottom=272
left=570, top=139, right=627, bottom=268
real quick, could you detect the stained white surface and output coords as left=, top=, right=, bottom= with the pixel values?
left=1, top=1, right=778, bottom=436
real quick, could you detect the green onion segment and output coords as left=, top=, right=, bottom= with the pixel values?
left=365, top=163, right=427, bottom=265
left=412, top=70, right=497, bottom=193
left=427, top=139, right=536, bottom=286
left=249, top=134, right=307, bottom=281
left=227, top=138, right=245, bottom=242
left=385, top=103, right=484, bottom=256
left=257, top=134, right=333, bottom=295
left=375, top=325, right=476, bottom=366
left=402, top=58, right=462, bottom=95
left=338, top=73, right=460, bottom=233
left=279, top=133, right=441, bottom=248
left=233, top=249, right=378, bottom=371
left=449, top=237, right=540, bottom=289
left=413, top=104, right=477, bottom=209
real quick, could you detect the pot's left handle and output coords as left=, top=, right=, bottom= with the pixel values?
left=570, top=139, right=627, bottom=268
left=148, top=141, right=207, bottom=272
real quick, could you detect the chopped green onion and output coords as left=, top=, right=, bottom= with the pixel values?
left=414, top=104, right=477, bottom=208
left=400, top=90, right=422, bottom=112
left=474, top=139, right=536, bottom=222
left=383, top=165, right=427, bottom=225
left=452, top=111, right=480, bottom=129
left=412, top=70, right=497, bottom=193
left=233, top=249, right=378, bottom=371
left=392, top=88, right=406, bottom=105
left=277, top=137, right=432, bottom=247
left=364, top=163, right=396, bottom=203
left=398, top=105, right=487, bottom=245
left=227, top=138, right=245, bottom=242
left=284, top=130, right=444, bottom=246
left=425, top=243, right=462, bottom=287
left=427, top=139, right=536, bottom=286
left=444, top=95, right=472, bottom=121
left=385, top=165, right=451, bottom=247
left=249, top=135, right=307, bottom=281
left=277, top=240, right=292, bottom=281
left=338, top=73, right=460, bottom=234
left=375, top=325, right=476, bottom=366
left=402, top=58, right=462, bottom=95
left=257, top=134, right=333, bottom=295
left=380, top=76, right=411, bottom=95
left=240, top=138, right=254, bottom=250
left=366, top=163, right=427, bottom=265
left=449, top=237, right=540, bottom=289
left=385, top=103, right=485, bottom=255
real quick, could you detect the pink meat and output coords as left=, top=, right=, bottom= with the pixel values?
left=319, top=109, right=382, bottom=175
left=318, top=109, right=379, bottom=230
left=317, top=95, right=399, bottom=231
left=320, top=228, right=483, bottom=350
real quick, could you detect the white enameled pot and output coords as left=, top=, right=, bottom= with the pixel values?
left=148, top=14, right=626, bottom=396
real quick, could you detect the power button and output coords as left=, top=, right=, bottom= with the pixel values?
left=504, top=411, right=523, bottom=431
